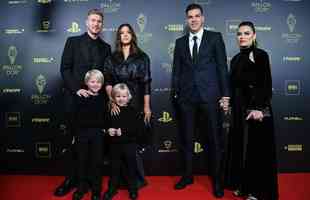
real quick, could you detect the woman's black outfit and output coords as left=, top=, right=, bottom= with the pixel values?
left=225, top=46, right=279, bottom=200
left=104, top=51, right=151, bottom=186
left=104, top=51, right=151, bottom=110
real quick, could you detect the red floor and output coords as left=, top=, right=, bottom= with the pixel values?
left=0, top=174, right=309, bottom=200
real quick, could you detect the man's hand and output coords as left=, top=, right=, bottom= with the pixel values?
left=116, top=128, right=122, bottom=136
left=76, top=89, right=94, bottom=97
left=246, top=110, right=264, bottom=122
left=219, top=96, right=230, bottom=113
left=108, top=128, right=116, bottom=136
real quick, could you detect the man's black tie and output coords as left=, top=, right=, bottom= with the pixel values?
left=192, top=36, right=198, bottom=64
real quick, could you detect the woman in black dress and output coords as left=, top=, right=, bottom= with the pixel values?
left=225, top=21, right=278, bottom=200
left=104, top=23, right=151, bottom=189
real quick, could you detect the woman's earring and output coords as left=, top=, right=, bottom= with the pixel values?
left=253, top=39, right=257, bottom=47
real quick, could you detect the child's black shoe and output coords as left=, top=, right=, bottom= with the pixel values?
left=91, top=192, right=100, bottom=200
left=102, top=188, right=117, bottom=200
left=129, top=190, right=138, bottom=200
left=72, top=190, right=85, bottom=200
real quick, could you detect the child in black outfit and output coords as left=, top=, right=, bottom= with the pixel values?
left=73, top=69, right=107, bottom=200
left=103, top=83, right=143, bottom=200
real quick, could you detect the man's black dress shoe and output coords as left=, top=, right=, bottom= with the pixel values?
left=137, top=179, right=148, bottom=190
left=91, top=193, right=100, bottom=200
left=54, top=178, right=77, bottom=197
left=174, top=176, right=194, bottom=190
left=102, top=188, right=118, bottom=200
left=72, top=191, right=85, bottom=200
left=129, top=191, right=138, bottom=200
left=213, top=181, right=224, bottom=198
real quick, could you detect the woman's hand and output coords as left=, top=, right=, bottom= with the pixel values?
left=110, top=100, right=120, bottom=116
left=108, top=128, right=116, bottom=136
left=76, top=89, right=94, bottom=97
left=116, top=128, right=122, bottom=136
left=219, top=97, right=230, bottom=114
left=246, top=110, right=264, bottom=121
left=144, top=106, right=152, bottom=124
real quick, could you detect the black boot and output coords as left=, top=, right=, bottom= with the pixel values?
left=54, top=177, right=77, bottom=197
left=91, top=192, right=100, bottom=200
left=137, top=179, right=148, bottom=190
left=174, top=176, right=193, bottom=190
left=129, top=190, right=138, bottom=200
left=102, top=187, right=118, bottom=200
left=72, top=190, right=85, bottom=200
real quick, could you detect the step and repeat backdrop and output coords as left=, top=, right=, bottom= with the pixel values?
left=0, top=0, right=309, bottom=175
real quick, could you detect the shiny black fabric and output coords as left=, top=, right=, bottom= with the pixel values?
left=104, top=51, right=151, bottom=111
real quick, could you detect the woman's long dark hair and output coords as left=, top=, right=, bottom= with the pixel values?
left=113, top=23, right=142, bottom=61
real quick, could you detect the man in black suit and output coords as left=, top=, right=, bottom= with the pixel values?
left=54, top=9, right=111, bottom=199
left=172, top=3, right=230, bottom=198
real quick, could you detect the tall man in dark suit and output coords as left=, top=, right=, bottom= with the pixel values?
left=172, top=3, right=230, bottom=198
left=54, top=9, right=111, bottom=199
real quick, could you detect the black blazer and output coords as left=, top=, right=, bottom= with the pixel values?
left=60, top=33, right=111, bottom=113
left=172, top=30, right=229, bottom=103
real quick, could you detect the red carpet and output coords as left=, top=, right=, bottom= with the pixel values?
left=0, top=174, right=309, bottom=200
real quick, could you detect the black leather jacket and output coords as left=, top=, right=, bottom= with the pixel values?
left=104, top=51, right=151, bottom=110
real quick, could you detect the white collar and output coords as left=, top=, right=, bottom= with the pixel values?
left=189, top=28, right=204, bottom=40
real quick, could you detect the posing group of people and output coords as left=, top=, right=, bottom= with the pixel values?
left=56, top=3, right=278, bottom=200
left=59, top=8, right=150, bottom=200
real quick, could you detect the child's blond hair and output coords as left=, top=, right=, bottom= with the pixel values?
left=84, top=69, right=104, bottom=84
left=111, top=83, right=132, bottom=101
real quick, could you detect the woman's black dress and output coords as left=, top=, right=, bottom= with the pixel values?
left=225, top=46, right=279, bottom=200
